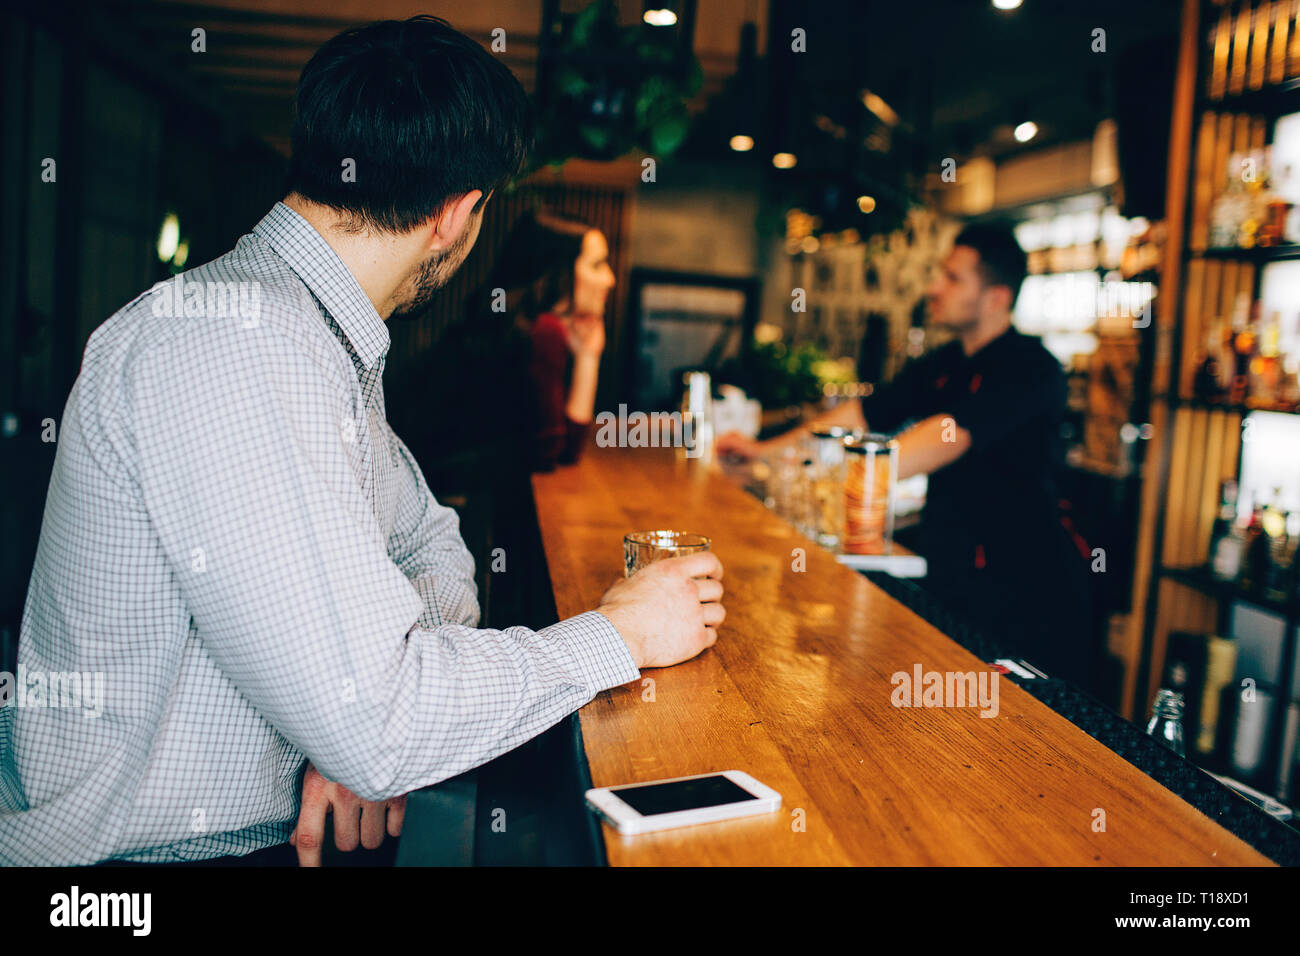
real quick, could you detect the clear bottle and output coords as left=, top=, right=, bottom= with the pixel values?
left=1209, top=479, right=1243, bottom=581
left=1146, top=689, right=1187, bottom=757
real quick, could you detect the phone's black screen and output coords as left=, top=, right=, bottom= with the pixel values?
left=611, top=775, right=758, bottom=816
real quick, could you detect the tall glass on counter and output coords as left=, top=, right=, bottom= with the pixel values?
left=809, top=427, right=851, bottom=549
left=842, top=434, right=898, bottom=555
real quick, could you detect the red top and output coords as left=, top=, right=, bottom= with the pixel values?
left=529, top=313, right=592, bottom=471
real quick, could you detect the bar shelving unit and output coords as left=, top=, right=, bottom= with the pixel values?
left=1127, top=0, right=1300, bottom=809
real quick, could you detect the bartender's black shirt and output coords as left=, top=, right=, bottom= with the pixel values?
left=861, top=326, right=1086, bottom=626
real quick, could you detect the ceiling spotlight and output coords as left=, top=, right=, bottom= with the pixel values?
left=859, top=90, right=900, bottom=127
left=992, top=0, right=1023, bottom=9
left=857, top=195, right=877, bottom=213
left=643, top=9, right=677, bottom=26
left=772, top=152, right=797, bottom=169
left=730, top=134, right=755, bottom=152
left=1014, top=121, right=1038, bottom=142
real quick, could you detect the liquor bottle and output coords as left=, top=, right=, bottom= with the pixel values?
left=1193, top=321, right=1230, bottom=401
left=1146, top=689, right=1188, bottom=757
left=1282, top=313, right=1300, bottom=406
left=1198, top=634, right=1238, bottom=757
left=1250, top=311, right=1283, bottom=404
left=1240, top=505, right=1271, bottom=593
left=1209, top=478, right=1244, bottom=580
left=1260, top=487, right=1291, bottom=598
left=1229, top=294, right=1254, bottom=404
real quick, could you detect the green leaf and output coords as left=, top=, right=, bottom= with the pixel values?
left=634, top=76, right=672, bottom=124
left=569, top=0, right=607, bottom=47
left=578, top=124, right=611, bottom=150
left=649, top=111, right=689, bottom=155
left=555, top=67, right=588, bottom=98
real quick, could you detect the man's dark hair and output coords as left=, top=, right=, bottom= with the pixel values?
left=953, top=223, right=1028, bottom=306
left=286, top=16, right=533, bottom=234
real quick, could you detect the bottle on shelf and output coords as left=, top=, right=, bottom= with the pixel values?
left=1198, top=634, right=1239, bottom=757
left=1209, top=478, right=1244, bottom=581
left=1280, top=313, right=1300, bottom=405
left=1229, top=294, right=1255, bottom=405
left=1260, top=487, right=1292, bottom=598
left=1193, top=320, right=1230, bottom=402
left=1146, top=689, right=1188, bottom=757
left=1239, top=505, right=1272, bottom=593
left=1249, top=311, right=1284, bottom=405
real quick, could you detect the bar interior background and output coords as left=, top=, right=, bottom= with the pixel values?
left=3, top=0, right=1300, bottom=820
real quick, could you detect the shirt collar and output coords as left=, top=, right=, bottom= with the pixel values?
left=252, top=201, right=390, bottom=369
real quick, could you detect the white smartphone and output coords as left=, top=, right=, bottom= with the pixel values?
left=585, top=770, right=782, bottom=835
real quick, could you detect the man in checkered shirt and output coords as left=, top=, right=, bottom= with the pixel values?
left=0, top=15, right=725, bottom=866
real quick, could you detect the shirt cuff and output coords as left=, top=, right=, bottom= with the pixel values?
left=542, top=610, right=641, bottom=692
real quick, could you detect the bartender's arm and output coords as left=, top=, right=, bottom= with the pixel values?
left=726, top=404, right=967, bottom=479
left=717, top=352, right=970, bottom=477
left=888, top=414, right=971, bottom=479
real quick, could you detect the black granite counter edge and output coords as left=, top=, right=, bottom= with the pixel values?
left=862, top=571, right=1300, bottom=867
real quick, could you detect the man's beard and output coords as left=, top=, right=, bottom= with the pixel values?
left=930, top=307, right=979, bottom=335
left=390, top=225, right=474, bottom=319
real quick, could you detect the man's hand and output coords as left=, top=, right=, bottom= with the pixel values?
left=596, top=551, right=725, bottom=668
left=290, top=762, right=406, bottom=867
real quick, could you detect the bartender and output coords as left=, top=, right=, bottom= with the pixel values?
left=721, top=223, right=1094, bottom=689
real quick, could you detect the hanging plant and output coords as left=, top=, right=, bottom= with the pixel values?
left=534, top=0, right=702, bottom=166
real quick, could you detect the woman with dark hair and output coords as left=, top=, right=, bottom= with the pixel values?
left=465, top=209, right=616, bottom=472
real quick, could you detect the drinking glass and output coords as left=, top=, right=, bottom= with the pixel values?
left=624, top=531, right=711, bottom=577
left=842, top=434, right=898, bottom=555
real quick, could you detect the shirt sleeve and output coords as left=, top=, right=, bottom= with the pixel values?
left=384, top=425, right=480, bottom=631
left=128, top=321, right=640, bottom=803
left=945, top=349, right=1065, bottom=449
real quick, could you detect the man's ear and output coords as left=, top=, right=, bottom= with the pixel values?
left=983, top=284, right=1012, bottom=314
left=428, top=190, right=484, bottom=251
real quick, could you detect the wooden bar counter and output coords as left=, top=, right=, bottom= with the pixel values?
left=532, top=445, right=1274, bottom=866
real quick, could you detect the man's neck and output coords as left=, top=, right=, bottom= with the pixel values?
left=959, top=316, right=1013, bottom=357
left=282, top=194, right=419, bottom=320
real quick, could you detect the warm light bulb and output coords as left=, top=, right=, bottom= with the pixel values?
left=730, top=134, right=754, bottom=152
left=1014, top=121, right=1038, bottom=142
left=643, top=9, right=677, bottom=26
left=157, top=213, right=180, bottom=263
left=992, top=0, right=1022, bottom=9
left=772, top=152, right=797, bottom=169
left=857, top=195, right=877, bottom=213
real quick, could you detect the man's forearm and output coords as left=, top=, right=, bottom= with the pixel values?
left=757, top=400, right=864, bottom=453
left=891, top=412, right=971, bottom=480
